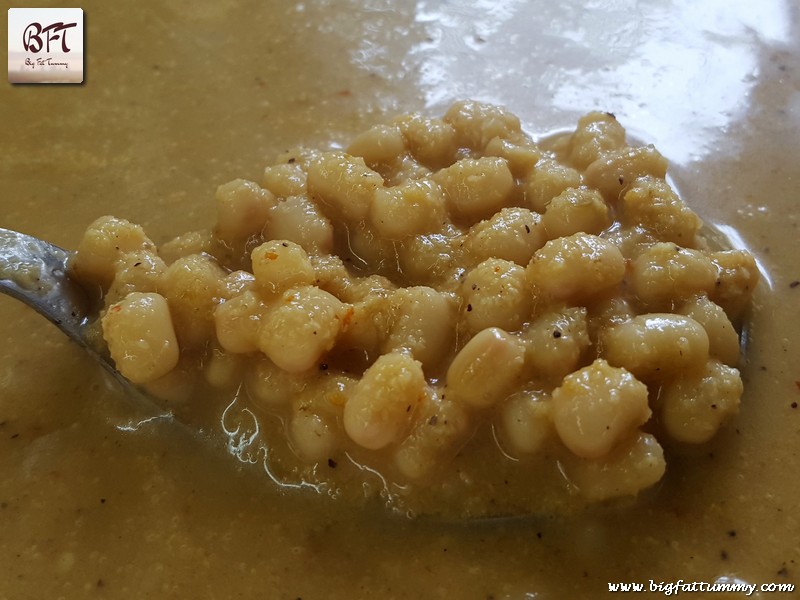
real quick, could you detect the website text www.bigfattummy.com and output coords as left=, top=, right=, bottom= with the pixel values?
left=608, top=580, right=795, bottom=595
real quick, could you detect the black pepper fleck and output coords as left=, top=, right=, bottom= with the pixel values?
left=327, top=458, right=337, bottom=469
left=524, top=224, right=531, bottom=233
left=466, top=304, right=473, bottom=312
left=319, top=363, right=328, bottom=371
left=792, top=402, right=798, bottom=409
left=790, top=280, right=800, bottom=288
left=553, top=330, right=561, bottom=338
left=728, top=530, right=737, bottom=537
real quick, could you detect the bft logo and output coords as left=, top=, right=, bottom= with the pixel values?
left=23, top=21, right=78, bottom=54
left=8, top=8, right=84, bottom=83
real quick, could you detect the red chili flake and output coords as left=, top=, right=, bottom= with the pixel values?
left=339, top=306, right=354, bottom=328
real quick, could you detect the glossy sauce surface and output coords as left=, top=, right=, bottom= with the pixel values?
left=1, top=1, right=799, bottom=597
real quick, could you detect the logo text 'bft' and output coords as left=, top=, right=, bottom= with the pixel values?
left=22, top=21, right=77, bottom=54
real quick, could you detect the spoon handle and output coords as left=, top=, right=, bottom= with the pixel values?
left=0, top=227, right=92, bottom=346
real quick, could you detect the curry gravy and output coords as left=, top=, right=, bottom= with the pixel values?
left=1, top=1, right=798, bottom=598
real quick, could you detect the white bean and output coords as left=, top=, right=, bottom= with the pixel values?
left=384, top=286, right=456, bottom=369
left=678, top=295, right=740, bottom=366
left=567, top=111, right=627, bottom=169
left=526, top=233, right=625, bottom=305
left=495, top=389, right=552, bottom=456
left=257, top=286, right=350, bottom=373
left=445, top=327, right=526, bottom=408
left=343, top=352, right=426, bottom=450
left=214, top=291, right=265, bottom=354
left=215, top=178, right=275, bottom=243
left=434, top=157, right=514, bottom=223
left=541, top=187, right=611, bottom=238
left=306, top=151, right=384, bottom=222
left=660, top=359, right=742, bottom=444
left=251, top=240, right=315, bottom=294
left=443, top=100, right=522, bottom=150
left=583, top=145, right=668, bottom=202
left=347, top=123, right=406, bottom=168
left=552, top=359, right=651, bottom=459
left=102, top=292, right=180, bottom=384
left=461, top=259, right=532, bottom=334
left=370, top=178, right=446, bottom=240
left=561, top=432, right=666, bottom=501
left=72, top=216, right=155, bottom=288
left=263, top=195, right=334, bottom=254
left=523, top=308, right=590, bottom=382
left=601, top=313, right=710, bottom=381
left=629, top=243, right=717, bottom=310
left=463, top=207, right=547, bottom=266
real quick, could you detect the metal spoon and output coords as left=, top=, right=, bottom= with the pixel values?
left=0, top=227, right=602, bottom=520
